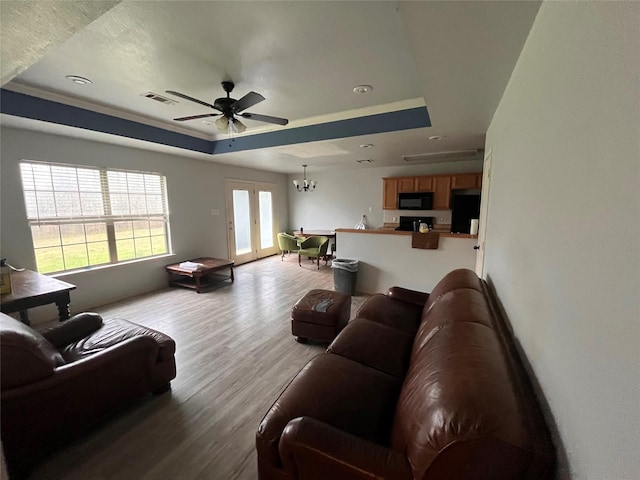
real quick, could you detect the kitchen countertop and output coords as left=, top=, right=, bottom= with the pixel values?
left=335, top=228, right=478, bottom=239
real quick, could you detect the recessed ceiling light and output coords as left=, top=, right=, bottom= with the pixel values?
left=353, top=85, right=373, bottom=94
left=360, top=143, right=374, bottom=148
left=429, top=135, right=443, bottom=140
left=65, top=75, right=92, bottom=85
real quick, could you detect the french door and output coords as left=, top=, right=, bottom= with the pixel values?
left=225, top=180, right=278, bottom=265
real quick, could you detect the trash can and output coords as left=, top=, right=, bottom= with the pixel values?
left=332, top=259, right=359, bottom=295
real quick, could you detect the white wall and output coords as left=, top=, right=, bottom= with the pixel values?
left=287, top=160, right=482, bottom=231
left=0, top=127, right=289, bottom=323
left=484, top=2, right=640, bottom=479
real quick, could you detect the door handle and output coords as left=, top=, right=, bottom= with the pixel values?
left=473, top=245, right=480, bottom=250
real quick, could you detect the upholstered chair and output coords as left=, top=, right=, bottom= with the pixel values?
left=0, top=312, right=176, bottom=477
left=277, top=232, right=301, bottom=260
left=298, top=236, right=329, bottom=269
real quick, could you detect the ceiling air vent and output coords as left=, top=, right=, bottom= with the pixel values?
left=142, top=92, right=177, bottom=105
left=402, top=149, right=482, bottom=163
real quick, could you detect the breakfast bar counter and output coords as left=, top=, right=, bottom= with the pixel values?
left=334, top=228, right=477, bottom=239
left=335, top=228, right=478, bottom=294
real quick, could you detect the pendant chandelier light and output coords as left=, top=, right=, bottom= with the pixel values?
left=292, top=164, right=316, bottom=192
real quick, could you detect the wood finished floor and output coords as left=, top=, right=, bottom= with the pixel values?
left=29, top=254, right=368, bottom=480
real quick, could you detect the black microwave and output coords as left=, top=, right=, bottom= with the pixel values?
left=398, top=192, right=434, bottom=210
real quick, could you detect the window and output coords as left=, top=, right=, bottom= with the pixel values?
left=19, top=160, right=171, bottom=274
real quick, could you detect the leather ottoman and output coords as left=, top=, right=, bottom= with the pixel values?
left=291, top=289, right=351, bottom=343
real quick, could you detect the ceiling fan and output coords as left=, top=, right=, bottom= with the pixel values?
left=166, top=81, right=288, bottom=134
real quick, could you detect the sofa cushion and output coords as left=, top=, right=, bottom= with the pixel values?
left=355, top=293, right=422, bottom=335
left=0, top=313, right=64, bottom=388
left=423, top=268, right=484, bottom=312
left=257, top=353, right=402, bottom=469
left=327, top=318, right=415, bottom=378
left=412, top=288, right=496, bottom=356
left=61, top=317, right=176, bottom=363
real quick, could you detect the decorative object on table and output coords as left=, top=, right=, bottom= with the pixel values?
left=292, top=164, right=316, bottom=192
left=178, top=261, right=204, bottom=271
left=0, top=259, right=11, bottom=295
left=354, top=215, right=367, bottom=229
left=419, top=222, right=430, bottom=233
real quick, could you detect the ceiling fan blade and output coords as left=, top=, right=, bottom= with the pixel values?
left=231, top=91, right=265, bottom=113
left=240, top=112, right=289, bottom=126
left=173, top=113, right=219, bottom=121
left=166, top=90, right=217, bottom=110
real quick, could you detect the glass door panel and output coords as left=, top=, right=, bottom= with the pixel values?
left=233, top=189, right=252, bottom=255
left=259, top=190, right=274, bottom=250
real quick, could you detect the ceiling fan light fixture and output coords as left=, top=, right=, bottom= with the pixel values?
left=232, top=117, right=247, bottom=133
left=215, top=115, right=229, bottom=133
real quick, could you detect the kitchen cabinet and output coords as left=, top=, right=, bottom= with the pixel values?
left=383, top=172, right=481, bottom=210
left=397, top=177, right=417, bottom=193
left=382, top=178, right=399, bottom=209
left=415, top=176, right=433, bottom=191
left=451, top=173, right=482, bottom=189
left=433, top=176, right=452, bottom=210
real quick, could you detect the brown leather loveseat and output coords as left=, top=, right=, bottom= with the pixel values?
left=256, top=269, right=555, bottom=479
left=0, top=311, right=176, bottom=476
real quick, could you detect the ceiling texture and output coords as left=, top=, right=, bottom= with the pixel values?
left=0, top=1, right=541, bottom=174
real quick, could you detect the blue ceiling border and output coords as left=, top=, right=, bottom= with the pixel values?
left=0, top=89, right=211, bottom=154
left=211, top=107, right=431, bottom=154
left=1, top=89, right=431, bottom=156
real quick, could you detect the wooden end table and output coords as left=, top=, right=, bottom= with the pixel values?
left=0, top=269, right=77, bottom=325
left=165, top=257, right=234, bottom=293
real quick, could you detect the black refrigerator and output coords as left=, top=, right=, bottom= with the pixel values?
left=451, top=194, right=481, bottom=234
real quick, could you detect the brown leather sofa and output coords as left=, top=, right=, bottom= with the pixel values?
left=0, top=312, right=176, bottom=477
left=256, top=269, right=555, bottom=479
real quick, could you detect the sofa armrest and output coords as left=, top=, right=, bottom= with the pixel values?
left=40, top=312, right=103, bottom=348
left=385, top=286, right=429, bottom=306
left=279, top=417, right=412, bottom=480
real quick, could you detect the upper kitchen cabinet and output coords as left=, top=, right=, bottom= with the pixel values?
left=451, top=173, right=482, bottom=189
left=383, top=172, right=481, bottom=210
left=382, top=178, right=399, bottom=209
left=397, top=177, right=417, bottom=193
left=415, top=176, right=433, bottom=191
left=433, top=176, right=452, bottom=210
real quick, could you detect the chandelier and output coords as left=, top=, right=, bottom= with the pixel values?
left=292, top=164, right=316, bottom=192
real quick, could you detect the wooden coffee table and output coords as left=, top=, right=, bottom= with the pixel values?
left=165, top=257, right=234, bottom=293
